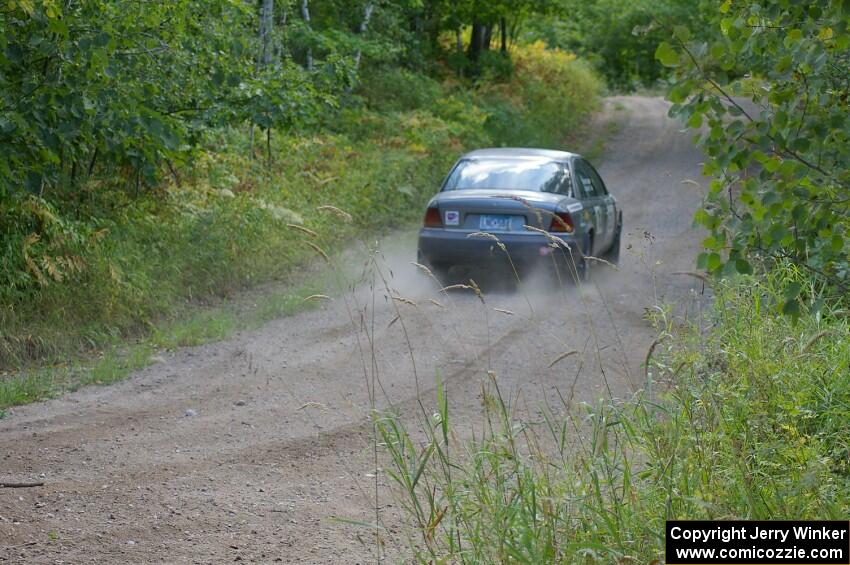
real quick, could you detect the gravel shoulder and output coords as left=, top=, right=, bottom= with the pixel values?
left=0, top=96, right=710, bottom=564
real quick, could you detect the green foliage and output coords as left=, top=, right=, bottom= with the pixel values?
left=0, top=0, right=341, bottom=198
left=659, top=0, right=850, bottom=311
left=476, top=42, right=602, bottom=148
left=377, top=270, right=850, bottom=562
left=526, top=0, right=711, bottom=91
left=355, top=67, right=445, bottom=112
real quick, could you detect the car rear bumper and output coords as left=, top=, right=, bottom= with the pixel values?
left=417, top=228, right=581, bottom=269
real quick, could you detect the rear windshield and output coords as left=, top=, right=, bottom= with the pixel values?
left=443, top=158, right=568, bottom=193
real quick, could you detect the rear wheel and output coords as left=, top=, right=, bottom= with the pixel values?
left=579, top=231, right=593, bottom=282
left=563, top=232, right=591, bottom=284
left=603, top=212, right=622, bottom=265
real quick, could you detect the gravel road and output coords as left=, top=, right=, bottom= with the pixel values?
left=1, top=96, right=710, bottom=564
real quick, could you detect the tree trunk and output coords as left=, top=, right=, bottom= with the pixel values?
left=482, top=24, right=493, bottom=53
left=352, top=2, right=375, bottom=70
left=87, top=147, right=98, bottom=178
left=300, top=0, right=313, bottom=71
left=266, top=128, right=272, bottom=169
left=259, top=0, right=274, bottom=68
left=509, top=14, right=524, bottom=47
left=249, top=125, right=255, bottom=159
left=277, top=5, right=287, bottom=60
left=500, top=17, right=507, bottom=53
left=468, top=20, right=485, bottom=62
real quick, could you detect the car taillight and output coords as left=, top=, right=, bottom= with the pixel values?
left=423, top=206, right=442, bottom=227
left=549, top=211, right=574, bottom=233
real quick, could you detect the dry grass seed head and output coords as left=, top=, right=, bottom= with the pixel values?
left=391, top=296, right=418, bottom=307
left=803, top=330, right=833, bottom=353
left=303, top=240, right=330, bottom=262
left=548, top=350, right=578, bottom=368
left=467, top=231, right=507, bottom=253
left=523, top=224, right=564, bottom=247
left=287, top=223, right=319, bottom=238
left=468, top=279, right=485, bottom=304
left=585, top=255, right=619, bottom=270
left=467, top=231, right=500, bottom=242
left=548, top=211, right=574, bottom=233
left=298, top=402, right=328, bottom=410
left=439, top=283, right=473, bottom=293
left=492, top=195, right=544, bottom=226
left=411, top=261, right=434, bottom=277
left=316, top=205, right=353, bottom=222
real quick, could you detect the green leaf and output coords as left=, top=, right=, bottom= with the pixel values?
left=763, top=158, right=781, bottom=173
left=785, top=29, right=803, bottom=47
left=687, top=113, right=703, bottom=128
left=673, top=25, right=691, bottom=42
left=783, top=282, right=802, bottom=301
left=655, top=42, right=679, bottom=68
left=735, top=258, right=753, bottom=274
left=710, top=43, right=727, bottom=60
left=668, top=82, right=692, bottom=104
left=782, top=299, right=801, bottom=318
left=706, top=253, right=722, bottom=272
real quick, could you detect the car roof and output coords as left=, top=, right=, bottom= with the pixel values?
left=460, top=147, right=580, bottom=161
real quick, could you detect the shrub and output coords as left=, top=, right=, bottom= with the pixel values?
left=478, top=41, right=603, bottom=148
left=659, top=0, right=850, bottom=307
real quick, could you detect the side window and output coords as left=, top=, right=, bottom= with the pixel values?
left=556, top=168, right=571, bottom=195
left=586, top=162, right=608, bottom=196
left=575, top=164, right=597, bottom=199
left=540, top=166, right=570, bottom=195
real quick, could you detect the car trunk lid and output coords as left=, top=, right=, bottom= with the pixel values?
left=434, top=189, right=562, bottom=231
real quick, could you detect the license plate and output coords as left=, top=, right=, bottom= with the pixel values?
left=479, top=214, right=511, bottom=231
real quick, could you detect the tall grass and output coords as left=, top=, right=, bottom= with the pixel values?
left=375, top=267, right=850, bottom=563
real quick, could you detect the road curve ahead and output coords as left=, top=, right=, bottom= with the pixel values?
left=0, top=97, right=710, bottom=564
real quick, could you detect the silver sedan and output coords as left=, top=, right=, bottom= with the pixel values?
left=417, top=148, right=621, bottom=283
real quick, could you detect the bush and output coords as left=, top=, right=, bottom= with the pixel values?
left=525, top=0, right=712, bottom=91
left=356, top=67, right=444, bottom=112
left=477, top=41, right=603, bottom=148
left=660, top=0, right=850, bottom=307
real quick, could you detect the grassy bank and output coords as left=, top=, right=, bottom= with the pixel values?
left=377, top=267, right=850, bottom=562
left=0, top=43, right=602, bottom=407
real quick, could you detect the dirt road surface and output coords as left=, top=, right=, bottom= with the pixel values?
left=1, top=97, right=710, bottom=564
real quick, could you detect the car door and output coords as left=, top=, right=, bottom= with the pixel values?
left=573, top=160, right=605, bottom=255
left=585, top=161, right=615, bottom=250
